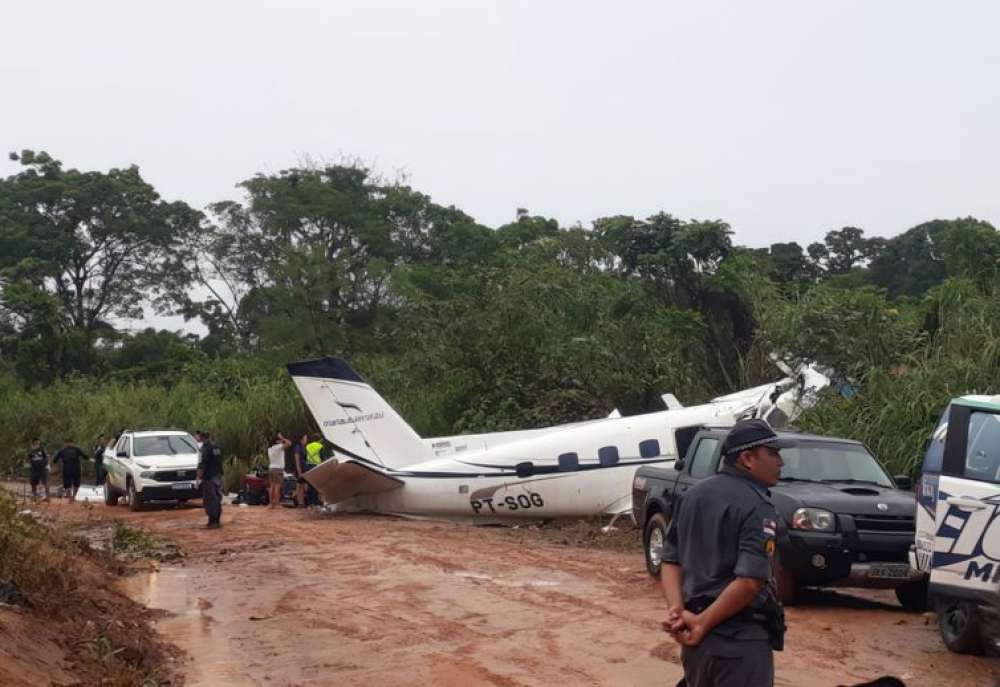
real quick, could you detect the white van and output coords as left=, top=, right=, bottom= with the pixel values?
left=911, top=395, right=1000, bottom=654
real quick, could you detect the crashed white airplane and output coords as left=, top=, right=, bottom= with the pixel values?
left=288, top=357, right=829, bottom=522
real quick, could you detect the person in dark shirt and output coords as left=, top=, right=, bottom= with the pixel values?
left=661, top=419, right=791, bottom=687
left=52, top=439, right=89, bottom=502
left=294, top=433, right=308, bottom=507
left=26, top=438, right=50, bottom=501
left=196, top=430, right=224, bottom=528
left=93, top=434, right=106, bottom=486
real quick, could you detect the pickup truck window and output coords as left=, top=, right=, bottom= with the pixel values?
left=115, top=436, right=128, bottom=455
left=689, top=438, right=720, bottom=478
left=639, top=439, right=661, bottom=458
left=964, top=411, right=1000, bottom=483
left=779, top=442, right=893, bottom=487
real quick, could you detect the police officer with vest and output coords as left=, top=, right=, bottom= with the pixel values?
left=661, top=419, right=791, bottom=687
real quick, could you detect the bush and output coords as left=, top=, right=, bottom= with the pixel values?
left=0, top=357, right=311, bottom=482
left=794, top=278, right=1000, bottom=476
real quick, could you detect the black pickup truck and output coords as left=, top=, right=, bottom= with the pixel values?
left=632, top=427, right=928, bottom=609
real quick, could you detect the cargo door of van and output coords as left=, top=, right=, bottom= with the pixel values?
left=932, top=402, right=1000, bottom=600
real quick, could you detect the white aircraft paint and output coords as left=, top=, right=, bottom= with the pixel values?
left=289, top=358, right=829, bottom=522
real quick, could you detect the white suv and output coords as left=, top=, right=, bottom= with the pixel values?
left=911, top=395, right=1000, bottom=654
left=104, top=429, right=201, bottom=511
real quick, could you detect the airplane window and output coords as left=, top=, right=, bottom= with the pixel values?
left=598, top=446, right=619, bottom=466
left=515, top=462, right=534, bottom=478
left=558, top=453, right=579, bottom=471
left=639, top=440, right=661, bottom=458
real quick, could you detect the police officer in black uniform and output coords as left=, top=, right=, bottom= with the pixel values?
left=196, top=431, right=224, bottom=529
left=661, top=419, right=792, bottom=687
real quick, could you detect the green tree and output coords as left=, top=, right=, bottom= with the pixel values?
left=823, top=226, right=869, bottom=275
left=0, top=150, right=201, bottom=380
left=177, top=163, right=498, bottom=360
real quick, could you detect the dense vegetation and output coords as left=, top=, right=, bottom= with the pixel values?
left=2, top=150, right=999, bottom=481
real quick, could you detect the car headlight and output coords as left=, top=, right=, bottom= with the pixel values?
left=791, top=507, right=836, bottom=532
left=139, top=471, right=155, bottom=479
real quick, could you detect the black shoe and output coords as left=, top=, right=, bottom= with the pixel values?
left=208, top=521, right=221, bottom=529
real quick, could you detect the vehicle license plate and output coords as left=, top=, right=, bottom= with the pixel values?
left=868, top=563, right=911, bottom=579
left=171, top=482, right=192, bottom=490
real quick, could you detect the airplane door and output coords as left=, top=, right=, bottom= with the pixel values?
left=932, top=404, right=1000, bottom=597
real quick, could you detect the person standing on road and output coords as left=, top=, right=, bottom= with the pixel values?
left=303, top=433, right=324, bottom=507
left=52, top=439, right=88, bottom=502
left=26, top=438, right=50, bottom=501
left=306, top=434, right=324, bottom=467
left=294, top=433, right=309, bottom=507
left=92, top=434, right=106, bottom=486
left=279, top=432, right=296, bottom=506
left=661, top=419, right=790, bottom=687
left=196, top=430, right=224, bottom=528
left=267, top=434, right=284, bottom=509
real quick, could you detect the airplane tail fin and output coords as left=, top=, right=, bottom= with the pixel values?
left=286, top=357, right=430, bottom=469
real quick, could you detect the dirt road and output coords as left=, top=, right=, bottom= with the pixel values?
left=35, top=496, right=1000, bottom=687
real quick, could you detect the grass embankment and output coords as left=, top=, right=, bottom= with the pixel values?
left=0, top=491, right=176, bottom=686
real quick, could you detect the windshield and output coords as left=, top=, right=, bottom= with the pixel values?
left=133, top=435, right=198, bottom=457
left=779, top=442, right=893, bottom=487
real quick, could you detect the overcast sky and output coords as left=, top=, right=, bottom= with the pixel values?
left=3, top=1, right=999, bottom=330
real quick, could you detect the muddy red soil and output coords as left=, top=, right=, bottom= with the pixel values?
left=26, top=496, right=1000, bottom=687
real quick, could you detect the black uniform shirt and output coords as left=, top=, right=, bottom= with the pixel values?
left=198, top=440, right=223, bottom=480
left=52, top=446, right=88, bottom=472
left=27, top=447, right=48, bottom=466
left=662, top=464, right=778, bottom=641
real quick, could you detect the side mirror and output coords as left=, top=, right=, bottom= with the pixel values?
left=894, top=474, right=912, bottom=490
left=116, top=450, right=127, bottom=458
left=675, top=459, right=685, bottom=472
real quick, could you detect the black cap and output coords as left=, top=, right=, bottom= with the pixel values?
left=722, top=419, right=796, bottom=458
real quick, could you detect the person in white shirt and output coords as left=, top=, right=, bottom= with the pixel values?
left=267, top=435, right=285, bottom=509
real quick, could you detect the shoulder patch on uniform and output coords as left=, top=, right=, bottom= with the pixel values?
left=763, top=518, right=777, bottom=536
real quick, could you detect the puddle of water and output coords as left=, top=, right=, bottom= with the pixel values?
left=453, top=571, right=560, bottom=588
left=75, top=485, right=105, bottom=503
left=124, top=567, right=255, bottom=686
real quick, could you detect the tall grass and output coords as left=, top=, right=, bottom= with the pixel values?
left=0, top=358, right=311, bottom=492
left=793, top=278, right=1000, bottom=476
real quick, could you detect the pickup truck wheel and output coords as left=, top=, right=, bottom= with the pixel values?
left=103, top=478, right=119, bottom=506
left=644, top=512, right=670, bottom=578
left=895, top=578, right=929, bottom=612
left=938, top=600, right=985, bottom=655
left=127, top=480, right=144, bottom=512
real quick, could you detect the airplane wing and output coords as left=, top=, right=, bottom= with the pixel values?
left=303, top=459, right=404, bottom=504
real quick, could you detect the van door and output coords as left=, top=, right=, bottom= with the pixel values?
left=932, top=404, right=1000, bottom=599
